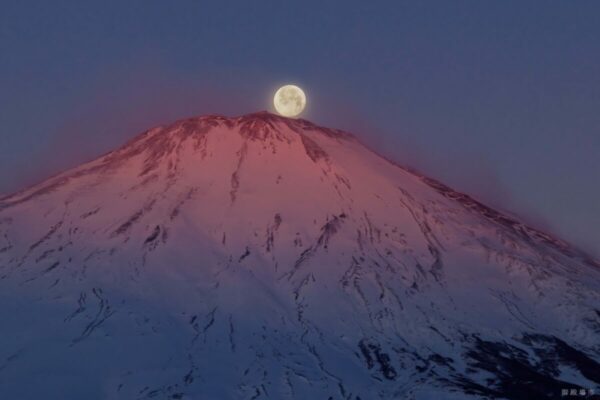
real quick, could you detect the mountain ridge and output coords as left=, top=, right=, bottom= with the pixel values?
left=2, top=112, right=596, bottom=270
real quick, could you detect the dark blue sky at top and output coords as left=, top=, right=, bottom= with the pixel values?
left=0, top=1, right=599, bottom=254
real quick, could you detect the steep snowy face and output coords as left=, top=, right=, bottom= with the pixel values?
left=0, top=112, right=599, bottom=399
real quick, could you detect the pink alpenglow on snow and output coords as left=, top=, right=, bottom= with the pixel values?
left=0, top=112, right=599, bottom=399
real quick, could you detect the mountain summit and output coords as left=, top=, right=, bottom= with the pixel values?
left=0, top=112, right=599, bottom=399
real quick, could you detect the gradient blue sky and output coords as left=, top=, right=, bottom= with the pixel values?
left=0, top=1, right=598, bottom=254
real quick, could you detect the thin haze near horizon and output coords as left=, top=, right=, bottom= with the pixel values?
left=0, top=1, right=598, bottom=255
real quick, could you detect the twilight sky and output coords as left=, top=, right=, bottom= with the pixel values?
left=0, top=1, right=598, bottom=254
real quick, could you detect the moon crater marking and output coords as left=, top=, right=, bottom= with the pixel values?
left=274, top=85, right=306, bottom=117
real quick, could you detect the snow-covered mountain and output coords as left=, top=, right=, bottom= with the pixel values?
left=0, top=112, right=598, bottom=400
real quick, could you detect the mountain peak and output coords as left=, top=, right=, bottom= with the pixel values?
left=154, top=111, right=350, bottom=140
left=0, top=112, right=350, bottom=209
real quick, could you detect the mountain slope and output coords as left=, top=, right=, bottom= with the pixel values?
left=0, top=112, right=599, bottom=400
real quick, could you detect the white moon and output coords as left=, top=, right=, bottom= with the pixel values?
left=273, top=85, right=306, bottom=117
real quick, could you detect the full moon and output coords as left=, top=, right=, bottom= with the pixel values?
left=273, top=85, right=306, bottom=117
